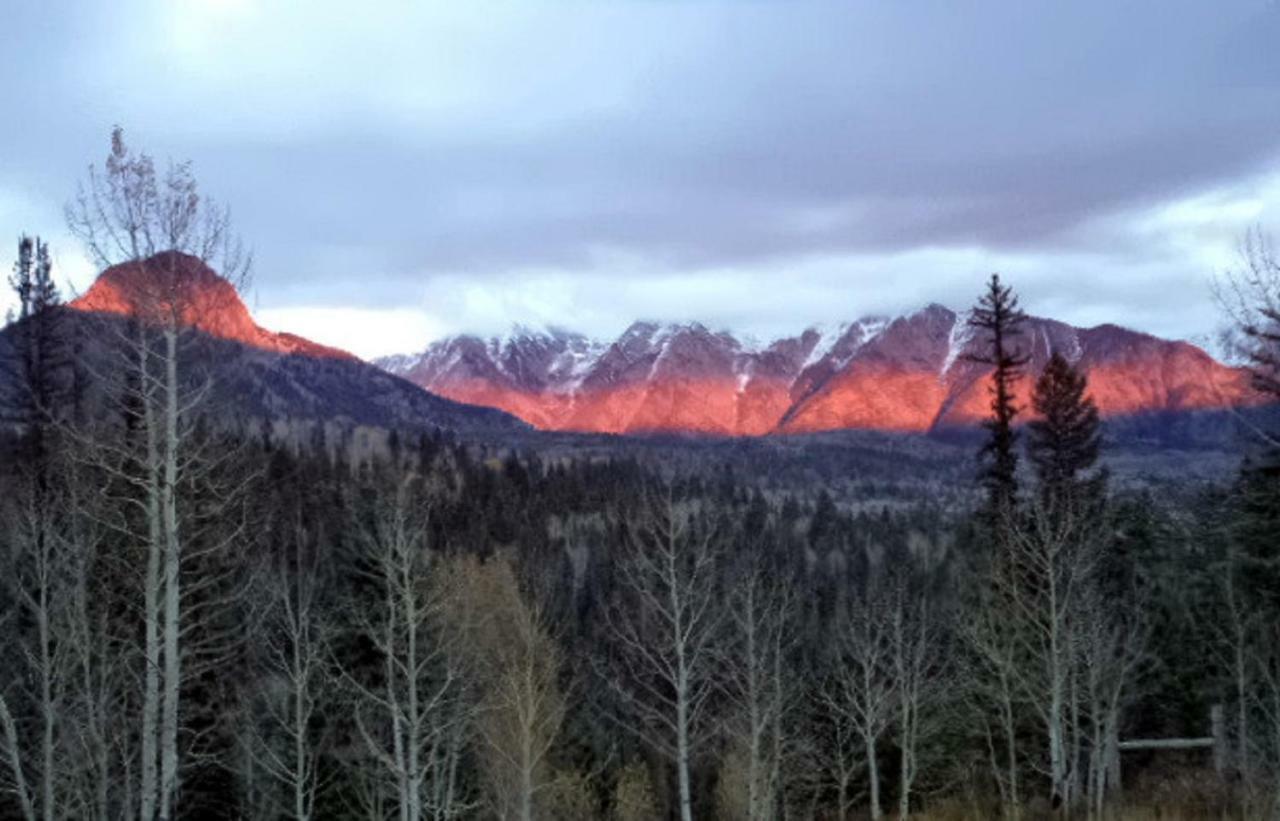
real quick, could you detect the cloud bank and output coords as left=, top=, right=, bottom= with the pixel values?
left=3, top=0, right=1280, bottom=357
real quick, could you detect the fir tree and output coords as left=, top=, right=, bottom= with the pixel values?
left=965, top=273, right=1028, bottom=517
left=1026, top=351, right=1104, bottom=510
left=4, top=235, right=69, bottom=454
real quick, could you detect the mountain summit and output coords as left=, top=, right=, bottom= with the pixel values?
left=378, top=307, right=1259, bottom=436
left=55, top=252, right=527, bottom=436
left=71, top=252, right=355, bottom=361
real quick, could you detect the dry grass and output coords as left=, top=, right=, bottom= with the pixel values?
left=904, top=767, right=1268, bottom=821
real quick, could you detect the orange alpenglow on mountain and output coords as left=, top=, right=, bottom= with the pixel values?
left=379, top=308, right=1262, bottom=436
left=69, top=252, right=356, bottom=362
left=68, top=255, right=1261, bottom=435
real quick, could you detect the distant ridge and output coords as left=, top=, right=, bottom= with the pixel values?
left=377, top=307, right=1260, bottom=436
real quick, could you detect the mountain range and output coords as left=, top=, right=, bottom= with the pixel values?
left=376, top=310, right=1258, bottom=436
left=0, top=254, right=1258, bottom=444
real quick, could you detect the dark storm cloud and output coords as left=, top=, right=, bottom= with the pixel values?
left=2, top=0, right=1280, bottom=354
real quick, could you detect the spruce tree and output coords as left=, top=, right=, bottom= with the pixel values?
left=1026, top=351, right=1104, bottom=510
left=4, top=235, right=68, bottom=459
left=965, top=273, right=1028, bottom=517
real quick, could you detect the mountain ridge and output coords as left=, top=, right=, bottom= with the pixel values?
left=44, top=253, right=530, bottom=437
left=377, top=307, right=1260, bottom=436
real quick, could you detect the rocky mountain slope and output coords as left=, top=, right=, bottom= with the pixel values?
left=378, top=307, right=1258, bottom=436
left=46, top=253, right=528, bottom=436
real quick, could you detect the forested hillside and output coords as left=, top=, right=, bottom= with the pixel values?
left=2, top=133, right=1279, bottom=820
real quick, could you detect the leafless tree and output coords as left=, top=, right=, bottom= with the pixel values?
left=240, top=518, right=333, bottom=820
left=1077, top=585, right=1146, bottom=817
left=59, top=457, right=131, bottom=821
left=808, top=680, right=866, bottom=820
left=719, top=560, right=798, bottom=821
left=1251, top=621, right=1280, bottom=811
left=0, top=477, right=69, bottom=821
left=961, top=582, right=1023, bottom=817
left=340, top=473, right=473, bottom=821
left=64, top=127, right=252, bottom=821
left=965, top=495, right=1145, bottom=817
left=1212, top=544, right=1262, bottom=784
left=1002, top=498, right=1106, bottom=810
left=886, top=572, right=946, bottom=819
left=600, top=484, right=722, bottom=821
left=1214, top=227, right=1280, bottom=447
left=824, top=581, right=896, bottom=821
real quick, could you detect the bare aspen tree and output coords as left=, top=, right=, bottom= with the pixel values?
left=443, top=555, right=566, bottom=821
left=61, top=453, right=134, bottom=821
left=810, top=684, right=866, bottom=820
left=1252, top=622, right=1280, bottom=808
left=0, top=498, right=45, bottom=821
left=962, top=570, right=1023, bottom=816
left=1078, top=587, right=1145, bottom=817
left=1215, top=228, right=1280, bottom=443
left=1215, top=228, right=1280, bottom=797
left=720, top=559, right=797, bottom=821
left=1214, top=545, right=1259, bottom=783
left=0, top=433, right=135, bottom=821
left=0, top=479, right=68, bottom=821
left=1002, top=499, right=1104, bottom=810
left=342, top=473, right=472, bottom=821
left=0, top=690, right=36, bottom=821
left=0, top=455, right=128, bottom=821
left=886, top=572, right=943, bottom=819
left=65, top=127, right=250, bottom=821
left=0, top=235, right=91, bottom=821
left=825, top=582, right=896, bottom=821
left=601, top=484, right=722, bottom=821
left=242, top=520, right=332, bottom=820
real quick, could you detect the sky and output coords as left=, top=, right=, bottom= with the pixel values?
left=3, top=0, right=1280, bottom=359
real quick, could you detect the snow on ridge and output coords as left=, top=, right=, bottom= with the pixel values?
left=551, top=338, right=610, bottom=394
left=941, top=310, right=974, bottom=377
left=1064, top=328, right=1084, bottom=363
left=800, top=321, right=852, bottom=370
left=646, top=328, right=677, bottom=382
left=833, top=316, right=889, bottom=371
left=801, top=316, right=890, bottom=373
left=734, top=358, right=755, bottom=394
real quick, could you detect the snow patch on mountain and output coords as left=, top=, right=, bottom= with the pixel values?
left=941, top=311, right=974, bottom=377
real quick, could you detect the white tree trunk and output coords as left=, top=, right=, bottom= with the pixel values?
left=865, top=732, right=881, bottom=821
left=0, top=694, right=36, bottom=821
left=140, top=334, right=162, bottom=821
left=158, top=328, right=182, bottom=820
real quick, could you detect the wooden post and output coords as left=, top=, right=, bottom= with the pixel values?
left=1211, top=704, right=1226, bottom=777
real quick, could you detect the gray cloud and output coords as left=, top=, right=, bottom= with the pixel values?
left=2, top=0, right=1279, bottom=354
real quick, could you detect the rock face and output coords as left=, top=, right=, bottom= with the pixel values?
left=379, top=306, right=1259, bottom=436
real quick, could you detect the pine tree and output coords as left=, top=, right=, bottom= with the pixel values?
left=4, top=235, right=69, bottom=464
left=1026, top=351, right=1104, bottom=510
left=965, top=273, right=1028, bottom=517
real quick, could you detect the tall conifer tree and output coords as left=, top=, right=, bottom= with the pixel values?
left=5, top=236, right=69, bottom=468
left=965, top=273, right=1028, bottom=517
left=1026, top=351, right=1103, bottom=510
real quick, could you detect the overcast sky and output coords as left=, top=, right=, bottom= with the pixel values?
left=3, top=0, right=1280, bottom=359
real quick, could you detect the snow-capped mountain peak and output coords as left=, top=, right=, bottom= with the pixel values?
left=376, top=307, right=1259, bottom=436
